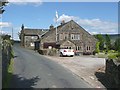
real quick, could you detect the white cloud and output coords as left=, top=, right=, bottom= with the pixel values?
left=8, top=0, right=42, bottom=2
left=56, top=14, right=78, bottom=22
left=0, top=30, right=6, bottom=35
left=8, top=0, right=42, bottom=6
left=55, top=14, right=118, bottom=34
left=0, top=22, right=12, bottom=27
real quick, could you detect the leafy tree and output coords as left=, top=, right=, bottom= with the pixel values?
left=105, top=34, right=111, bottom=51
left=94, top=34, right=105, bottom=50
left=114, top=38, right=120, bottom=52
left=95, top=42, right=100, bottom=53
left=1, top=34, right=11, bottom=40
left=0, top=0, right=8, bottom=14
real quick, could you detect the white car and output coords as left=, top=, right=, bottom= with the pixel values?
left=59, top=48, right=75, bottom=57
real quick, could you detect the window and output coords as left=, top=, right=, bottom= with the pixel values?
left=87, top=46, right=89, bottom=50
left=87, top=46, right=90, bottom=51
left=89, top=46, right=90, bottom=50
left=76, top=46, right=81, bottom=50
left=78, top=46, right=80, bottom=50
left=71, top=34, right=80, bottom=40
left=64, top=34, right=68, bottom=40
left=71, top=34, right=74, bottom=40
left=59, top=34, right=63, bottom=40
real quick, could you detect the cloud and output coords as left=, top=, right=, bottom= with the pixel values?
left=8, top=0, right=42, bottom=6
left=0, top=22, right=12, bottom=27
left=8, top=0, right=42, bottom=2
left=0, top=30, right=6, bottom=34
left=54, top=14, right=118, bottom=34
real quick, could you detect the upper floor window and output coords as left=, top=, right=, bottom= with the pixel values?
left=71, top=34, right=80, bottom=40
left=59, top=33, right=69, bottom=40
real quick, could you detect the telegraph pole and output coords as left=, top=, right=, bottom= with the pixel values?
left=12, top=27, right=13, bottom=40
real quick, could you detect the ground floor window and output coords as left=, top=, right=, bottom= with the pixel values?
left=87, top=46, right=90, bottom=50
left=76, top=46, right=81, bottom=50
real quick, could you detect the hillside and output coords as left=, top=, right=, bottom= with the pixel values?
left=94, top=34, right=120, bottom=43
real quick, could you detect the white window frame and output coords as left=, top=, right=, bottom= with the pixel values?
left=71, top=34, right=80, bottom=40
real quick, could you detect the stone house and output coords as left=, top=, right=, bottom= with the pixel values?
left=40, top=20, right=97, bottom=54
left=20, top=20, right=97, bottom=54
left=20, top=24, right=48, bottom=49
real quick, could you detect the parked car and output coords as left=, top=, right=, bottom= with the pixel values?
left=59, top=48, right=75, bottom=57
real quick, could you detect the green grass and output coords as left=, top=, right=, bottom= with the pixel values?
left=3, top=58, right=14, bottom=88
left=96, top=53, right=107, bottom=58
left=96, top=52, right=118, bottom=59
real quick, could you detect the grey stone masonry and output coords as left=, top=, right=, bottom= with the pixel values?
left=105, top=59, right=120, bottom=88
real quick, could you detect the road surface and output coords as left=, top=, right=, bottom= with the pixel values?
left=9, top=43, right=92, bottom=88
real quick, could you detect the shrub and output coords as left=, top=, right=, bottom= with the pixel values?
left=95, top=42, right=100, bottom=53
left=108, top=52, right=120, bottom=62
left=108, top=50, right=115, bottom=53
left=108, top=54, right=117, bottom=59
left=48, top=48, right=57, bottom=56
left=38, top=49, right=47, bottom=55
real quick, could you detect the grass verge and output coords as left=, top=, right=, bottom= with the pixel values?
left=3, top=58, right=14, bottom=88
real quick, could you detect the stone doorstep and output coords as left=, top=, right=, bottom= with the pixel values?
left=44, top=55, right=106, bottom=88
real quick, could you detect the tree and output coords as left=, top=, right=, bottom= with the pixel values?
left=105, top=34, right=111, bottom=51
left=95, top=42, right=100, bottom=53
left=94, top=34, right=105, bottom=50
left=114, top=38, right=120, bottom=52
left=1, top=34, right=11, bottom=40
left=0, top=0, right=8, bottom=14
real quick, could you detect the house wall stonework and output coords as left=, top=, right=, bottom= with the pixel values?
left=60, top=40, right=75, bottom=49
left=40, top=20, right=97, bottom=54
left=20, top=20, right=97, bottom=54
left=20, top=25, right=48, bottom=49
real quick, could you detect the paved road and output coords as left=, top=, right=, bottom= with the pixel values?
left=9, top=43, right=92, bottom=88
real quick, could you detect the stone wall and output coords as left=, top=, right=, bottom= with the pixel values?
left=2, top=40, right=14, bottom=87
left=105, top=59, right=120, bottom=88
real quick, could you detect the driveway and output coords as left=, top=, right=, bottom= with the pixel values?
left=44, top=55, right=106, bottom=88
left=9, top=43, right=92, bottom=88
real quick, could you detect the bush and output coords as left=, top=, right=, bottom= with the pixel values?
left=108, top=54, right=117, bottom=59
left=93, top=50, right=97, bottom=55
left=108, top=52, right=120, bottom=62
left=108, top=50, right=115, bottom=53
left=38, top=49, right=47, bottom=55
left=48, top=48, right=57, bottom=56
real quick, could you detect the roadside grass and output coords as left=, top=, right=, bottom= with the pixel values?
left=3, top=49, right=14, bottom=88
left=3, top=58, right=14, bottom=88
left=96, top=52, right=118, bottom=59
left=97, top=53, right=107, bottom=58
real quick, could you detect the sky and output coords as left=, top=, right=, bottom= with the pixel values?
left=0, top=0, right=119, bottom=40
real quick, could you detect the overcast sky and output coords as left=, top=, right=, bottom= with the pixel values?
left=0, top=1, right=119, bottom=40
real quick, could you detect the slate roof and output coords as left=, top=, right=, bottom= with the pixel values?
left=21, top=28, right=48, bottom=36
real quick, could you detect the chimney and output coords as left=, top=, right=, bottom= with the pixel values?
left=21, top=24, right=24, bottom=30
left=61, top=20, right=65, bottom=25
left=49, top=24, right=54, bottom=30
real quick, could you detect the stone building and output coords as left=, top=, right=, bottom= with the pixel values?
left=20, top=20, right=97, bottom=54
left=40, top=20, right=97, bottom=54
left=20, top=24, right=48, bottom=49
